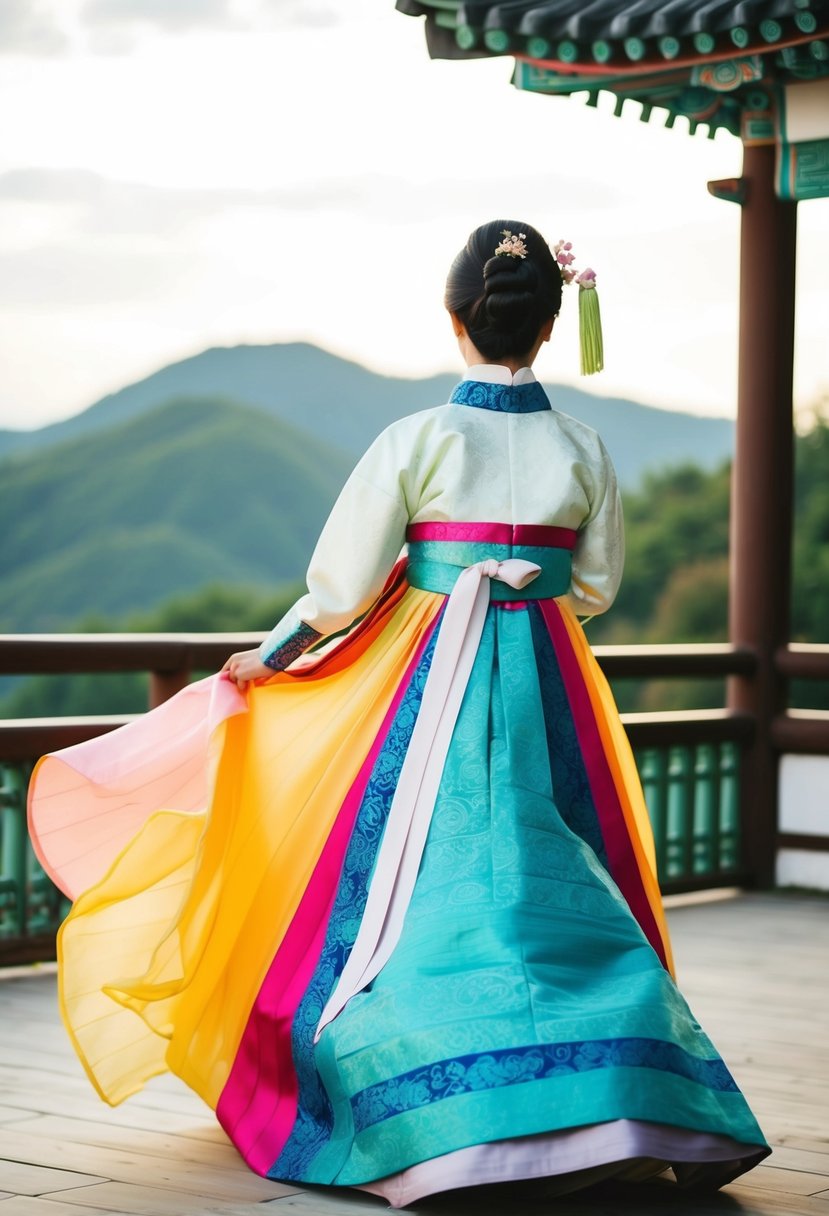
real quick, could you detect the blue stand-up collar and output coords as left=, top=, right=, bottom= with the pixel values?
left=449, top=377, right=552, bottom=414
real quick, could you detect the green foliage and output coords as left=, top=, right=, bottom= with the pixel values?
left=588, top=461, right=732, bottom=648
left=792, top=419, right=829, bottom=645
left=590, top=420, right=829, bottom=710
left=0, top=395, right=350, bottom=632
left=648, top=556, right=730, bottom=644
left=126, top=581, right=303, bottom=633
left=3, top=670, right=148, bottom=718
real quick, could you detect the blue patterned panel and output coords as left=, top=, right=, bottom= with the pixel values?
left=260, top=619, right=322, bottom=670
left=351, top=1038, right=740, bottom=1134
left=449, top=379, right=552, bottom=414
left=270, top=618, right=441, bottom=1180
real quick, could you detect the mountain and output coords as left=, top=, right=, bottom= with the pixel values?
left=0, top=395, right=351, bottom=631
left=0, top=342, right=733, bottom=488
left=0, top=343, right=737, bottom=632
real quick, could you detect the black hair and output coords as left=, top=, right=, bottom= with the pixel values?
left=444, top=220, right=563, bottom=362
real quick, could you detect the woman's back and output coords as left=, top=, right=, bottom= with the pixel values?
left=379, top=397, right=605, bottom=532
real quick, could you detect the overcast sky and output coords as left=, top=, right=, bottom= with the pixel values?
left=1, top=0, right=827, bottom=429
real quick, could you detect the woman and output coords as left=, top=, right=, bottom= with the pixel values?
left=29, top=220, right=769, bottom=1206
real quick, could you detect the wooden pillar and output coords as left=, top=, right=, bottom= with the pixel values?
left=149, top=669, right=189, bottom=708
left=727, top=142, right=797, bottom=887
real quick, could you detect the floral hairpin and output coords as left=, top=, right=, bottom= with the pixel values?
left=494, top=230, right=528, bottom=259
left=554, top=239, right=604, bottom=376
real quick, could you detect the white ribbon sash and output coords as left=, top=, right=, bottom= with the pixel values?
left=314, top=557, right=541, bottom=1042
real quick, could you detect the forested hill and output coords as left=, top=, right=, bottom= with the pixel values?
left=0, top=395, right=351, bottom=632
left=3, top=417, right=826, bottom=715
left=1, top=341, right=736, bottom=634
left=0, top=342, right=733, bottom=488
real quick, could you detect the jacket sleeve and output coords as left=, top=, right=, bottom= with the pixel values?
left=567, top=438, right=625, bottom=618
left=259, top=434, right=409, bottom=670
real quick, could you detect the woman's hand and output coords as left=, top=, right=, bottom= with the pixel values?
left=221, top=649, right=274, bottom=692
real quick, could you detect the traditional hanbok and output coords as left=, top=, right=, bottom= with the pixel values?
left=28, top=366, right=769, bottom=1206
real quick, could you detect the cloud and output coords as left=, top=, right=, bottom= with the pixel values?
left=0, top=166, right=631, bottom=243
left=0, top=167, right=364, bottom=236
left=0, top=0, right=344, bottom=57
left=81, top=0, right=238, bottom=34
left=0, top=242, right=202, bottom=306
left=0, top=168, right=106, bottom=203
left=0, top=0, right=69, bottom=56
left=81, top=0, right=339, bottom=35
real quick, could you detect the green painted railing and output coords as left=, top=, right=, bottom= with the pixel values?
left=0, top=735, right=745, bottom=960
left=636, top=741, right=741, bottom=887
left=0, top=634, right=780, bottom=964
left=0, top=760, right=70, bottom=962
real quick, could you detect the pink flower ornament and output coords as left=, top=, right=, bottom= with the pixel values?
left=554, top=240, right=576, bottom=271
left=552, top=240, right=599, bottom=291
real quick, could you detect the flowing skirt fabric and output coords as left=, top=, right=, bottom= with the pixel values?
left=28, top=574, right=769, bottom=1200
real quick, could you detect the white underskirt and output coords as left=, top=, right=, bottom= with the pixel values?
left=356, top=1119, right=767, bottom=1208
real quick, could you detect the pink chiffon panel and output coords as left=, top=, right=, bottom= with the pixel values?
left=27, top=674, right=247, bottom=901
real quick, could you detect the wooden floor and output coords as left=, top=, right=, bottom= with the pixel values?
left=0, top=891, right=827, bottom=1216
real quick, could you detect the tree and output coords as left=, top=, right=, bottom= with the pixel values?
left=1, top=582, right=301, bottom=718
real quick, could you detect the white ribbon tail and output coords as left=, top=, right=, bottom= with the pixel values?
left=313, top=557, right=540, bottom=1043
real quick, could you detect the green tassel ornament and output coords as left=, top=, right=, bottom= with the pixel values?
left=554, top=241, right=604, bottom=377
left=577, top=270, right=603, bottom=376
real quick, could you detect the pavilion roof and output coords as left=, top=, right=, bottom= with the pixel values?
left=397, top=0, right=829, bottom=137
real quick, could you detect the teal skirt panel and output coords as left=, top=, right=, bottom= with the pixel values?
left=298, top=605, right=766, bottom=1185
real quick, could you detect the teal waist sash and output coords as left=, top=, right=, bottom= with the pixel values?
left=406, top=539, right=572, bottom=601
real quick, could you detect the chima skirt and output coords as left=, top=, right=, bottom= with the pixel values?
left=28, top=522, right=769, bottom=1204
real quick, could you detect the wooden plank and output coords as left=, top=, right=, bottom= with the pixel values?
left=0, top=1088, right=216, bottom=1136
left=0, top=1130, right=295, bottom=1204
left=0, top=1109, right=40, bottom=1126
left=724, top=1186, right=829, bottom=1215
left=0, top=1048, right=96, bottom=1082
left=763, top=1146, right=829, bottom=1175
left=0, top=1067, right=210, bottom=1121
left=780, top=1138, right=829, bottom=1155
left=0, top=1201, right=109, bottom=1216
left=35, top=1181, right=300, bottom=1216
left=2, top=1115, right=241, bottom=1169
left=735, top=1166, right=829, bottom=1196
left=0, top=1163, right=105, bottom=1197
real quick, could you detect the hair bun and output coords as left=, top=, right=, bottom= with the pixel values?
left=482, top=255, right=538, bottom=331
left=443, top=220, right=562, bottom=362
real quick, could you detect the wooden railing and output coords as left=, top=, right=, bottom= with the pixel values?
left=1, top=635, right=827, bottom=965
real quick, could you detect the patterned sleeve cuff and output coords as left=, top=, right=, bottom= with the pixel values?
left=258, top=611, right=323, bottom=671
